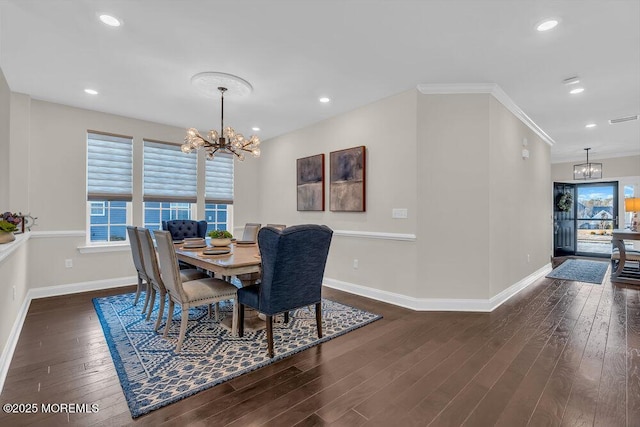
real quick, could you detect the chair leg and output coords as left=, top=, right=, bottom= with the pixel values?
left=176, top=308, right=189, bottom=353
left=238, top=304, right=245, bottom=337
left=231, top=300, right=238, bottom=336
left=133, top=275, right=143, bottom=305
left=154, top=291, right=166, bottom=332
left=146, top=288, right=156, bottom=321
left=142, top=280, right=151, bottom=314
left=207, top=304, right=212, bottom=318
left=266, top=315, right=274, bottom=358
left=315, top=302, right=323, bottom=338
left=283, top=311, right=289, bottom=324
left=163, top=299, right=175, bottom=337
left=214, top=302, right=220, bottom=321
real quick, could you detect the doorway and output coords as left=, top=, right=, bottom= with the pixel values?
left=553, top=181, right=619, bottom=258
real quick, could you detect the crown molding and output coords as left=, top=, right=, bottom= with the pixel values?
left=417, top=83, right=555, bottom=147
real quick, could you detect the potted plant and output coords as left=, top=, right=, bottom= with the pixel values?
left=207, top=230, right=233, bottom=247
left=0, top=220, right=18, bottom=243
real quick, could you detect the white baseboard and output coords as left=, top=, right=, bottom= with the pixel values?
left=0, top=292, right=32, bottom=396
left=0, top=275, right=136, bottom=394
left=324, top=263, right=552, bottom=312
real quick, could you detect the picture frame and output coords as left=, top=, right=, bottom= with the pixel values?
left=330, top=146, right=366, bottom=212
left=296, top=154, right=325, bottom=211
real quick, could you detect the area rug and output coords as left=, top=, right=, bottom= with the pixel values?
left=546, top=259, right=609, bottom=284
left=92, top=292, right=381, bottom=418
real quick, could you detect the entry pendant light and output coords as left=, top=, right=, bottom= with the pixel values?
left=181, top=86, right=260, bottom=161
left=573, top=148, right=602, bottom=180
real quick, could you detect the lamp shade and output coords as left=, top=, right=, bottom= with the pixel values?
left=625, top=197, right=640, bottom=212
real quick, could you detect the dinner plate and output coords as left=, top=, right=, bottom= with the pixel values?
left=173, top=240, right=184, bottom=244
left=202, top=248, right=231, bottom=255
left=235, top=241, right=256, bottom=245
left=183, top=243, right=207, bottom=249
left=184, top=237, right=204, bottom=241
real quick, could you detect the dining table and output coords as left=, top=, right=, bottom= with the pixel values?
left=175, top=239, right=264, bottom=334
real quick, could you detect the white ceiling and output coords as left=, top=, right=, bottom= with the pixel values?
left=0, top=0, right=638, bottom=163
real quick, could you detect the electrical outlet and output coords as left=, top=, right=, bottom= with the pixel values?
left=527, top=254, right=530, bottom=263
left=12, top=286, right=16, bottom=301
left=65, top=259, right=73, bottom=268
left=353, top=259, right=359, bottom=269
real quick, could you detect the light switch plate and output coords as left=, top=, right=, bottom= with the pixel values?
left=392, top=208, right=408, bottom=219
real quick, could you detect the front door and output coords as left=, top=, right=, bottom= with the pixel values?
left=553, top=181, right=619, bottom=257
left=554, top=183, right=576, bottom=256
left=575, top=182, right=619, bottom=256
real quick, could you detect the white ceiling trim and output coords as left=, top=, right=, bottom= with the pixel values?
left=417, top=83, right=555, bottom=147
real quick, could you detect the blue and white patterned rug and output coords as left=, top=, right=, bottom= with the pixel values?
left=546, top=259, right=609, bottom=284
left=92, top=292, right=381, bottom=418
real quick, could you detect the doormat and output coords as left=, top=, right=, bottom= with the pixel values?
left=546, top=259, right=609, bottom=284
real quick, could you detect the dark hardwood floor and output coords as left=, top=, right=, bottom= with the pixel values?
left=0, top=272, right=638, bottom=426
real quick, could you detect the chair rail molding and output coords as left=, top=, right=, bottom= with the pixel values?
left=30, top=230, right=86, bottom=238
left=333, top=230, right=416, bottom=241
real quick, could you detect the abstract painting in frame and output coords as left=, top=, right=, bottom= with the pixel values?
left=297, top=154, right=325, bottom=211
left=330, top=146, right=366, bottom=212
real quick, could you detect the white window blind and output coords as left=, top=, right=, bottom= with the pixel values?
left=143, top=140, right=197, bottom=203
left=205, top=153, right=234, bottom=204
left=87, top=132, right=133, bottom=201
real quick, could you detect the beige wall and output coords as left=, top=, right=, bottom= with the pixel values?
left=415, top=94, right=551, bottom=300
left=237, top=90, right=552, bottom=301
left=0, top=240, right=29, bottom=362
left=488, top=97, right=551, bottom=297
left=0, top=67, right=10, bottom=207
left=10, top=98, right=190, bottom=288
left=235, top=90, right=420, bottom=297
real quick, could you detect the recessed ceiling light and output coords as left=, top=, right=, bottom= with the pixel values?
left=251, top=127, right=260, bottom=132
left=569, top=87, right=585, bottom=95
left=319, top=97, right=330, bottom=103
left=585, top=123, right=597, bottom=128
left=536, top=19, right=559, bottom=32
left=99, top=14, right=121, bottom=27
left=84, top=89, right=98, bottom=95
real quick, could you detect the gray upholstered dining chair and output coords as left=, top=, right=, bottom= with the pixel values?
left=238, top=224, right=333, bottom=357
left=136, top=227, right=207, bottom=331
left=266, top=224, right=286, bottom=231
left=155, top=230, right=239, bottom=352
left=241, top=223, right=261, bottom=242
left=126, top=226, right=150, bottom=311
left=162, top=219, right=208, bottom=240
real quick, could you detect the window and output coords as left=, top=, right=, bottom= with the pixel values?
left=89, top=201, right=128, bottom=242
left=144, top=202, right=193, bottom=232
left=143, top=140, right=198, bottom=234
left=204, top=204, right=229, bottom=233
left=143, top=140, right=197, bottom=203
left=86, top=131, right=133, bottom=243
left=90, top=201, right=106, bottom=216
left=204, top=153, right=233, bottom=233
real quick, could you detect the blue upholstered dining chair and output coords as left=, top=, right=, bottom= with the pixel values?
left=237, top=224, right=333, bottom=358
left=162, top=220, right=208, bottom=240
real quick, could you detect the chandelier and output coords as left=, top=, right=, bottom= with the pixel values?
left=573, top=148, right=602, bottom=180
left=181, top=86, right=260, bottom=161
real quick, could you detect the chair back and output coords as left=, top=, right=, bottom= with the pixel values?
left=242, top=223, right=261, bottom=242
left=136, top=228, right=165, bottom=293
left=154, top=230, right=188, bottom=302
left=162, top=220, right=208, bottom=240
left=126, top=226, right=147, bottom=280
left=257, top=224, right=332, bottom=314
left=266, top=224, right=286, bottom=231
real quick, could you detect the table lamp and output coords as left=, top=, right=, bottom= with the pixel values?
left=625, top=197, right=640, bottom=232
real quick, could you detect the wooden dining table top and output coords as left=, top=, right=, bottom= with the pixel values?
left=175, top=240, right=261, bottom=276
